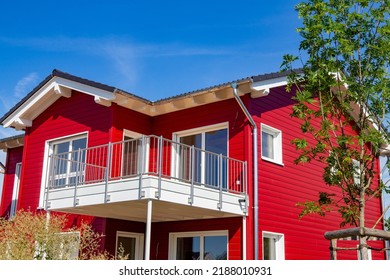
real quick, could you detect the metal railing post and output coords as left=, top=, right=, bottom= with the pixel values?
left=45, top=155, right=55, bottom=209
left=156, top=136, right=163, bottom=199
left=104, top=143, right=112, bottom=203
left=138, top=135, right=146, bottom=199
left=189, top=145, right=195, bottom=205
left=218, top=153, right=223, bottom=210
left=74, top=148, right=82, bottom=206
left=244, top=161, right=248, bottom=214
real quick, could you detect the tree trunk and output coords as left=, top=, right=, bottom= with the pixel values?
left=359, top=235, right=369, bottom=260
left=359, top=189, right=369, bottom=260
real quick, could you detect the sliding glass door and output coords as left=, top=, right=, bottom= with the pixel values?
left=177, top=127, right=227, bottom=188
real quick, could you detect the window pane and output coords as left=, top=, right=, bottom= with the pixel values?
left=176, top=236, right=200, bottom=260
left=263, top=237, right=276, bottom=260
left=262, top=131, right=274, bottom=159
left=55, top=142, right=70, bottom=154
left=72, top=138, right=87, bottom=151
left=51, top=137, right=87, bottom=188
left=204, top=235, right=227, bottom=260
left=53, top=178, right=65, bottom=188
left=69, top=139, right=87, bottom=184
left=181, top=134, right=202, bottom=148
left=179, top=134, right=202, bottom=183
left=71, top=138, right=87, bottom=162
left=117, top=236, right=136, bottom=260
left=205, top=129, right=227, bottom=187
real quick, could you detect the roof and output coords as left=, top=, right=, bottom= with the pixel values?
left=0, top=68, right=294, bottom=129
left=252, top=69, right=302, bottom=82
left=0, top=69, right=150, bottom=124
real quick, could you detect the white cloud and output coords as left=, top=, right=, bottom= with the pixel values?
left=0, top=36, right=233, bottom=57
left=100, top=41, right=139, bottom=87
left=1, top=36, right=253, bottom=94
left=13, top=72, right=39, bottom=98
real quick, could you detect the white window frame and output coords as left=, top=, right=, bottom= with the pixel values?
left=168, top=230, right=228, bottom=260
left=10, top=162, right=22, bottom=218
left=115, top=231, right=144, bottom=260
left=262, top=231, right=285, bottom=260
left=39, top=132, right=88, bottom=208
left=261, top=124, right=283, bottom=165
left=172, top=122, right=229, bottom=181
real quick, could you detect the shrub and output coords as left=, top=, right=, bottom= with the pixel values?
left=0, top=210, right=112, bottom=260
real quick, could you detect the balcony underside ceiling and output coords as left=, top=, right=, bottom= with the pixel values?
left=52, top=199, right=242, bottom=223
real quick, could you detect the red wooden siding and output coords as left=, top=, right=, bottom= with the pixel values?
left=111, top=103, right=152, bottom=142
left=19, top=91, right=112, bottom=210
left=250, top=86, right=385, bottom=260
left=109, top=103, right=153, bottom=178
left=0, top=146, right=23, bottom=216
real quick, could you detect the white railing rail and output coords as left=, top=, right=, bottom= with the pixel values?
left=46, top=135, right=247, bottom=208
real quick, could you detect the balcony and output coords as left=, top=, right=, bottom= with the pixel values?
left=44, top=135, right=248, bottom=222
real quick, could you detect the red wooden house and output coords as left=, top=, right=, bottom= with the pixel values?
left=0, top=69, right=386, bottom=260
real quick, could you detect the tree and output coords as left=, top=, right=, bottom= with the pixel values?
left=281, top=0, right=390, bottom=259
left=0, top=210, right=112, bottom=260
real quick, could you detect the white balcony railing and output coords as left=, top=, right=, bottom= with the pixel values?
left=45, top=135, right=248, bottom=214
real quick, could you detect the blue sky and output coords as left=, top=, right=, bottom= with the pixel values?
left=0, top=0, right=302, bottom=138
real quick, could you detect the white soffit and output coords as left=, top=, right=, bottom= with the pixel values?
left=0, top=136, right=24, bottom=151
left=2, top=77, right=116, bottom=130
left=55, top=77, right=115, bottom=101
left=250, top=76, right=288, bottom=97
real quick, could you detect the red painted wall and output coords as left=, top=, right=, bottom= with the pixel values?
left=18, top=91, right=113, bottom=210
left=0, top=146, right=23, bottom=216
left=111, top=103, right=152, bottom=141
left=250, top=86, right=385, bottom=260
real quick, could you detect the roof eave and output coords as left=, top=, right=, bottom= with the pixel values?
left=0, top=134, right=24, bottom=151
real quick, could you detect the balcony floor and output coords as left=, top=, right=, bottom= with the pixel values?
left=46, top=176, right=247, bottom=221
left=52, top=199, right=244, bottom=222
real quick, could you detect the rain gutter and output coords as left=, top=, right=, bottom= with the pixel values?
left=231, top=83, right=259, bottom=260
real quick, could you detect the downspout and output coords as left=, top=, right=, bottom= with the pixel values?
left=231, top=83, right=259, bottom=260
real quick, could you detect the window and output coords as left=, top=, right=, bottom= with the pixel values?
left=10, top=162, right=21, bottom=218
left=169, top=231, right=228, bottom=260
left=116, top=231, right=144, bottom=260
left=262, top=231, right=285, bottom=260
left=49, top=134, right=87, bottom=188
left=261, top=124, right=283, bottom=165
left=174, top=123, right=228, bottom=188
